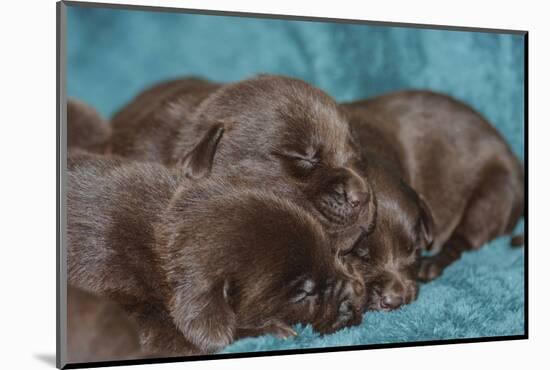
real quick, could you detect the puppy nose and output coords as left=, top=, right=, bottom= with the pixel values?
left=380, top=294, right=404, bottom=310
left=346, top=188, right=369, bottom=208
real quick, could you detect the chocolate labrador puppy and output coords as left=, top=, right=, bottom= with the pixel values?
left=68, top=153, right=366, bottom=356
left=343, top=90, right=524, bottom=283
left=67, top=285, right=143, bottom=363
left=110, top=75, right=376, bottom=253
left=344, top=117, right=434, bottom=311
left=67, top=99, right=111, bottom=153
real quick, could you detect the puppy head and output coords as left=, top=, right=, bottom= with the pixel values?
left=155, top=181, right=367, bottom=353
left=174, top=75, right=375, bottom=246
left=220, top=199, right=367, bottom=337
left=353, top=169, right=433, bottom=311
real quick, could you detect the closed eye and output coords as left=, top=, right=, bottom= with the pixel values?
left=290, top=290, right=309, bottom=303
left=355, top=246, right=370, bottom=260
left=272, top=150, right=320, bottom=170
left=290, top=290, right=318, bottom=303
left=292, top=155, right=319, bottom=169
left=290, top=278, right=317, bottom=303
left=289, top=148, right=320, bottom=163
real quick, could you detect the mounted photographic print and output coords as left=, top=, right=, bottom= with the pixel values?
left=56, top=1, right=527, bottom=368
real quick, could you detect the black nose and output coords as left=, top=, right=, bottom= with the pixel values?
left=380, top=294, right=404, bottom=310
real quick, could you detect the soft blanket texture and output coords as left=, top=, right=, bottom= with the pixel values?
left=66, top=4, right=525, bottom=353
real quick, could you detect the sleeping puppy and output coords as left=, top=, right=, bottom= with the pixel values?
left=67, top=98, right=111, bottom=153
left=68, top=153, right=367, bottom=356
left=110, top=75, right=376, bottom=253
left=109, top=77, right=220, bottom=160
left=343, top=90, right=524, bottom=283
left=345, top=118, right=434, bottom=311
left=67, top=285, right=143, bottom=363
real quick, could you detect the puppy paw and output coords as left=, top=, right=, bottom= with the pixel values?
left=184, top=321, right=235, bottom=353
left=267, top=321, right=298, bottom=339
left=417, top=258, right=443, bottom=282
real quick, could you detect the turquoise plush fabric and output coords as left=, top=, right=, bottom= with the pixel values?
left=66, top=4, right=526, bottom=353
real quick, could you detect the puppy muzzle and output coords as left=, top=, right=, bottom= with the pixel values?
left=312, top=276, right=366, bottom=334
left=315, top=167, right=372, bottom=229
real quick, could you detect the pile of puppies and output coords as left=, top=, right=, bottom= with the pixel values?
left=66, top=75, right=524, bottom=363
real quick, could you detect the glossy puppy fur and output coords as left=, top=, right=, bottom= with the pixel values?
left=110, top=75, right=376, bottom=253
left=67, top=153, right=366, bottom=357
left=346, top=118, right=434, bottom=311
left=344, top=90, right=524, bottom=285
left=67, top=98, right=111, bottom=154
left=67, top=285, right=143, bottom=363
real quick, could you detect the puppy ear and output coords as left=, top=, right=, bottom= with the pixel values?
left=169, top=279, right=236, bottom=353
left=179, top=124, right=224, bottom=179
left=418, top=195, right=435, bottom=250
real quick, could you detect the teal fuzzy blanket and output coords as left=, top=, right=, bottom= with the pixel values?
left=66, top=4, right=526, bottom=353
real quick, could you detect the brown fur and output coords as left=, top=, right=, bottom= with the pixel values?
left=110, top=78, right=220, bottom=162
left=343, top=90, right=524, bottom=283
left=67, top=285, right=142, bottom=363
left=67, top=153, right=367, bottom=357
left=110, top=76, right=376, bottom=252
left=345, top=114, right=434, bottom=310
left=67, top=99, right=111, bottom=153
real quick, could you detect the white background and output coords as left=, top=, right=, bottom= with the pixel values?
left=0, top=0, right=547, bottom=368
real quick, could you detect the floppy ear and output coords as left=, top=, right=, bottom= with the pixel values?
left=179, top=124, right=224, bottom=179
left=418, top=195, right=435, bottom=250
left=169, top=278, right=236, bottom=353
